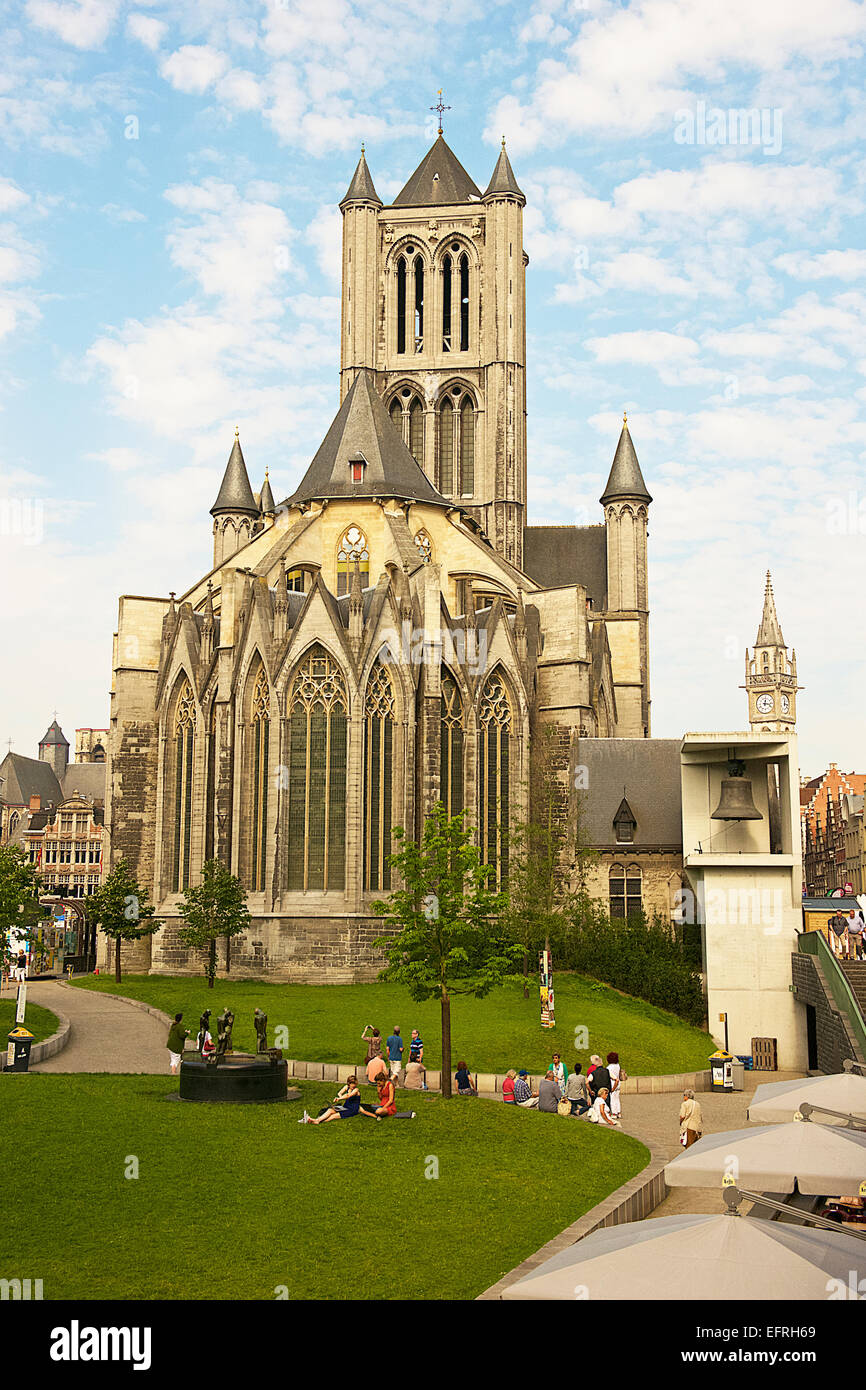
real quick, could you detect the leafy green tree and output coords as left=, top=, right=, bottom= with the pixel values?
left=373, top=805, right=521, bottom=1098
left=0, top=844, right=43, bottom=973
left=88, top=859, right=160, bottom=983
left=176, top=859, right=251, bottom=988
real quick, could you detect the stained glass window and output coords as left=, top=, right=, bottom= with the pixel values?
left=478, top=671, right=511, bottom=888
left=440, top=670, right=464, bottom=817
left=363, top=661, right=395, bottom=892
left=287, top=647, right=347, bottom=892
left=336, top=525, right=369, bottom=597
left=173, top=679, right=195, bottom=892
left=250, top=668, right=270, bottom=892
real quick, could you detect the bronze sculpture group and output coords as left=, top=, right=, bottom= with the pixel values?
left=193, top=1006, right=269, bottom=1066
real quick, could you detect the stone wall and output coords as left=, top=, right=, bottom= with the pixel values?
left=148, top=914, right=395, bottom=983
left=791, top=951, right=866, bottom=1073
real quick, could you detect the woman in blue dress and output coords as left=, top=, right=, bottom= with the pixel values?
left=301, top=1077, right=362, bottom=1124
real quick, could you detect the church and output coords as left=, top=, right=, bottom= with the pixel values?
left=106, top=130, right=654, bottom=981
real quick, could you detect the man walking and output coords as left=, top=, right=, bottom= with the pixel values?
left=166, top=1013, right=189, bottom=1075
left=386, top=1024, right=404, bottom=1081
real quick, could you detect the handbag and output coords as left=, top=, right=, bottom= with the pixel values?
left=557, top=1097, right=571, bottom=1117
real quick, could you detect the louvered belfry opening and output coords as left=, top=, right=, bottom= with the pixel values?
left=363, top=660, right=395, bottom=892
left=286, top=646, right=347, bottom=893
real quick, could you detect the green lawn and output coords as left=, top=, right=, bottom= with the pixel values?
left=1, top=1074, right=648, bottom=1300
left=75, top=972, right=712, bottom=1075
left=0, top=998, right=59, bottom=1047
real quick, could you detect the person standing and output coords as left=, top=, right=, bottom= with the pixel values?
left=607, top=1051, right=626, bottom=1119
left=679, top=1089, right=703, bottom=1148
left=551, top=1052, right=568, bottom=1095
left=845, top=909, right=864, bottom=961
left=385, top=1025, right=404, bottom=1080
left=166, top=1013, right=189, bottom=1075
left=589, top=1057, right=612, bottom=1104
left=361, top=1024, right=382, bottom=1066
left=14, top=950, right=27, bottom=983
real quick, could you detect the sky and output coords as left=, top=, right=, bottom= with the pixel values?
left=1, top=0, right=865, bottom=780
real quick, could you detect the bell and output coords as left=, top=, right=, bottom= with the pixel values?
left=711, top=761, right=762, bottom=821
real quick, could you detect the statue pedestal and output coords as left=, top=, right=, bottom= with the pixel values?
left=179, top=1052, right=292, bottom=1103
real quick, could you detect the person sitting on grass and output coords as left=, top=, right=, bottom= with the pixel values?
left=537, top=1069, right=562, bottom=1114
left=302, top=1077, right=362, bottom=1125
left=564, top=1064, right=590, bottom=1116
left=586, top=1087, right=618, bottom=1127
left=366, top=1052, right=387, bottom=1085
left=502, top=1069, right=517, bottom=1103
left=513, top=1070, right=538, bottom=1108
left=455, top=1060, right=477, bottom=1096
left=360, top=1072, right=397, bottom=1120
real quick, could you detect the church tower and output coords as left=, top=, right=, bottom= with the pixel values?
left=600, top=414, right=652, bottom=736
left=338, top=126, right=528, bottom=567
left=743, top=571, right=801, bottom=731
left=210, top=428, right=261, bottom=567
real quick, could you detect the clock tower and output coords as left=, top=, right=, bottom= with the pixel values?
left=742, top=571, right=801, bottom=730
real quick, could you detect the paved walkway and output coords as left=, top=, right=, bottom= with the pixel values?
left=1, top=980, right=169, bottom=1074
left=618, top=1068, right=808, bottom=1217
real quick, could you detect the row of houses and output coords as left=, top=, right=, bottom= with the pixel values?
left=801, top=763, right=866, bottom=898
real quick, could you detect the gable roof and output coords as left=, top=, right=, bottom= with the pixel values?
left=282, top=370, right=450, bottom=510
left=0, top=753, right=62, bottom=808
left=391, top=136, right=481, bottom=208
left=577, top=740, right=683, bottom=849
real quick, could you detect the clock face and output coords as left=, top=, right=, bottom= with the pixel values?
left=756, top=694, right=774, bottom=714
left=781, top=694, right=790, bottom=714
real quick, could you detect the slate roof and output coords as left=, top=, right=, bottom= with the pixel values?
left=484, top=141, right=525, bottom=202
left=282, top=371, right=450, bottom=509
left=211, top=432, right=260, bottom=517
left=600, top=419, right=652, bottom=506
left=576, top=739, right=683, bottom=849
left=259, top=472, right=276, bottom=515
left=39, top=720, right=68, bottom=747
left=523, top=525, right=608, bottom=608
left=0, top=753, right=62, bottom=808
left=61, top=763, right=106, bottom=805
left=391, top=136, right=481, bottom=208
left=340, top=149, right=382, bottom=208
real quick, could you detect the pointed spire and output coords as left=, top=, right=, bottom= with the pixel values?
left=211, top=429, right=260, bottom=517
left=600, top=414, right=652, bottom=506
left=483, top=136, right=525, bottom=204
left=260, top=468, right=275, bottom=517
left=391, top=135, right=481, bottom=208
left=755, top=570, right=785, bottom=647
left=203, top=580, right=215, bottom=629
left=340, top=146, right=382, bottom=209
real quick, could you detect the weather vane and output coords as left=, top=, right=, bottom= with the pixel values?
left=431, top=89, right=451, bottom=136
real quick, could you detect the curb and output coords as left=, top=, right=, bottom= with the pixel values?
left=476, top=1138, right=669, bottom=1300
left=1, top=1007, right=72, bottom=1072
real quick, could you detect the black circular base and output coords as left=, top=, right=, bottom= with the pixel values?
left=179, top=1053, right=289, bottom=1103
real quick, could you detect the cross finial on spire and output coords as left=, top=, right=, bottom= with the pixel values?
left=623, top=410, right=628, bottom=424
left=431, top=88, right=451, bottom=136
left=234, top=425, right=239, bottom=439
left=501, top=135, right=506, bottom=148
left=361, top=142, right=365, bottom=153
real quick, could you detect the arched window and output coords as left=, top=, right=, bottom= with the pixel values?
left=205, top=701, right=217, bottom=862
left=609, top=863, right=642, bottom=919
left=396, top=255, right=407, bottom=355
left=389, top=397, right=402, bottom=432
left=92, top=745, right=105, bottom=763
left=460, top=396, right=474, bottom=494
left=337, top=525, right=369, bottom=596
left=414, top=255, right=424, bottom=352
left=250, top=667, right=270, bottom=892
left=173, top=680, right=196, bottom=892
left=439, top=397, right=454, bottom=494
left=440, top=669, right=464, bottom=816
left=364, top=661, right=395, bottom=892
left=413, top=530, right=432, bottom=564
left=287, top=646, right=347, bottom=892
left=409, top=397, right=424, bottom=462
left=478, top=671, right=511, bottom=888
left=438, top=389, right=474, bottom=496
left=459, top=252, right=470, bottom=351
left=442, top=253, right=452, bottom=351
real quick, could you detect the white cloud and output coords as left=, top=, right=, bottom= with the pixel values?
left=585, top=330, right=700, bottom=365
left=160, top=45, right=228, bottom=96
left=25, top=0, right=118, bottom=49
left=775, top=248, right=866, bottom=280
left=126, top=12, right=167, bottom=52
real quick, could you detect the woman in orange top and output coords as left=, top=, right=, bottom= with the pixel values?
left=360, top=1073, right=397, bottom=1119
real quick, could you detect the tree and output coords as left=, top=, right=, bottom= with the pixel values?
left=373, top=805, right=522, bottom=1098
left=0, top=845, right=43, bottom=973
left=88, top=859, right=160, bottom=983
left=176, top=859, right=250, bottom=988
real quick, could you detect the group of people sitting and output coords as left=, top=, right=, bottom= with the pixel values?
left=502, top=1052, right=625, bottom=1127
left=299, top=1070, right=417, bottom=1125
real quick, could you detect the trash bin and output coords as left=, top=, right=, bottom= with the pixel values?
left=730, top=1059, right=745, bottom=1091
left=709, top=1049, right=734, bottom=1091
left=6, top=1028, right=34, bottom=1073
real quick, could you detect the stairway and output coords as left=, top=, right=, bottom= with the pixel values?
left=840, top=961, right=866, bottom=1017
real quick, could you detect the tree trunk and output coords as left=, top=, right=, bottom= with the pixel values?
left=523, top=950, right=529, bottom=998
left=440, top=990, right=452, bottom=1099
left=115, top=937, right=121, bottom=984
left=208, top=937, right=216, bottom=988
left=225, top=932, right=231, bottom=974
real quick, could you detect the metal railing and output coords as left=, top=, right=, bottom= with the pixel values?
left=798, top=929, right=866, bottom=1060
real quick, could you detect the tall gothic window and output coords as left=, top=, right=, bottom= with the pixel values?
left=459, top=252, right=470, bottom=351
left=205, top=701, right=217, bottom=862
left=440, top=670, right=464, bottom=817
left=173, top=680, right=196, bottom=892
left=337, top=525, right=369, bottom=596
left=396, top=256, right=407, bottom=354
left=396, top=250, right=424, bottom=355
left=409, top=397, right=424, bottom=461
left=414, top=255, right=424, bottom=351
left=442, top=253, right=452, bottom=351
left=478, top=671, right=511, bottom=888
left=364, top=661, right=395, bottom=892
left=287, top=647, right=347, bottom=892
left=438, top=389, right=475, bottom=496
left=250, top=667, right=270, bottom=892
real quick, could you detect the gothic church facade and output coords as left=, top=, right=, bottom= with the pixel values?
left=105, top=133, right=653, bottom=981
